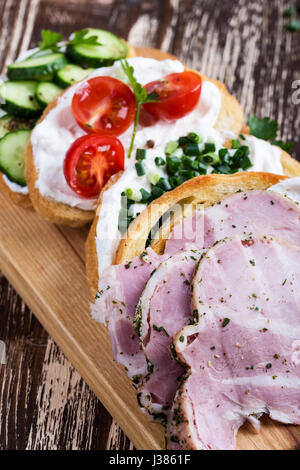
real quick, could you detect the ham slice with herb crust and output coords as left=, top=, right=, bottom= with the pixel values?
left=91, top=248, right=167, bottom=382
left=167, top=237, right=300, bottom=450
left=135, top=250, right=203, bottom=418
left=166, top=190, right=300, bottom=255
left=92, top=190, right=300, bottom=389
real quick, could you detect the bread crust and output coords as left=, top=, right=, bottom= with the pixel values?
left=86, top=171, right=288, bottom=299
left=0, top=172, right=32, bottom=209
left=25, top=47, right=245, bottom=227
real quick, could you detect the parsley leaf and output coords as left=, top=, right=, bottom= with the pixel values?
left=69, top=29, right=101, bottom=46
left=249, top=115, right=278, bottom=141
left=121, top=59, right=158, bottom=158
left=249, top=115, right=294, bottom=153
left=272, top=140, right=294, bottom=153
left=38, top=29, right=62, bottom=51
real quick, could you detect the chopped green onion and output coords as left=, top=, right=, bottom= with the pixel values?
left=231, top=139, right=241, bottom=149
left=124, top=187, right=142, bottom=202
left=196, top=162, right=208, bottom=174
left=182, top=156, right=199, bottom=170
left=165, top=141, right=178, bottom=155
left=147, top=170, right=160, bottom=185
left=201, top=152, right=220, bottom=165
left=136, top=148, right=146, bottom=160
left=140, top=188, right=151, bottom=202
left=155, top=156, right=165, bottom=166
left=151, top=186, right=165, bottom=199
left=203, top=142, right=216, bottom=153
left=135, top=161, right=146, bottom=176
left=156, top=177, right=172, bottom=191
left=183, top=142, right=201, bottom=156
left=166, top=155, right=182, bottom=174
left=187, top=132, right=202, bottom=143
left=239, top=155, right=252, bottom=170
left=218, top=148, right=229, bottom=160
left=178, top=136, right=191, bottom=146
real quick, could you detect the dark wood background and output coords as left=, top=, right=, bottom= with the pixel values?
left=0, top=0, right=299, bottom=450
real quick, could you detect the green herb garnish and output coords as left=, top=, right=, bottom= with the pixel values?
left=38, top=29, right=63, bottom=51
left=69, top=29, right=101, bottom=46
left=121, top=59, right=158, bottom=158
left=249, top=115, right=293, bottom=152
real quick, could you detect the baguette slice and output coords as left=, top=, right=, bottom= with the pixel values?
left=0, top=172, right=32, bottom=209
left=25, top=46, right=245, bottom=227
left=86, top=171, right=289, bottom=300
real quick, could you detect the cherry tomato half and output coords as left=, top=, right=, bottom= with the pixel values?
left=142, top=71, right=202, bottom=123
left=72, top=76, right=137, bottom=135
left=64, top=134, right=125, bottom=198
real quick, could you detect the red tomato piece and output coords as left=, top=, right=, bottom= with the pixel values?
left=64, top=134, right=125, bottom=198
left=72, top=76, right=136, bottom=135
left=142, top=71, right=202, bottom=122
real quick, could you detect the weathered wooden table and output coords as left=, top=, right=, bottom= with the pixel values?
left=0, top=0, right=299, bottom=450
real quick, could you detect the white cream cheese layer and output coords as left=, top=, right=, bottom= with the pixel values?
left=269, top=177, right=300, bottom=205
left=2, top=175, right=29, bottom=194
left=31, top=57, right=222, bottom=211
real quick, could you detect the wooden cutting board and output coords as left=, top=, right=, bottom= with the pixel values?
left=0, top=47, right=299, bottom=451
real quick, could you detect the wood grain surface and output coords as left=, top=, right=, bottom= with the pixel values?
left=0, top=0, right=300, bottom=450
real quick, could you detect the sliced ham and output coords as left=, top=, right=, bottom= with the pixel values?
left=167, top=237, right=300, bottom=450
left=136, top=250, right=203, bottom=417
left=91, top=248, right=166, bottom=382
left=166, top=190, right=300, bottom=254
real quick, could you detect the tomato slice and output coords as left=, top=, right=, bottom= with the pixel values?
left=141, top=71, right=202, bottom=123
left=64, top=134, right=125, bottom=198
left=72, top=76, right=136, bottom=135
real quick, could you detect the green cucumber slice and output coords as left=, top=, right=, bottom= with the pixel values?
left=7, top=53, right=68, bottom=80
left=36, top=81, right=62, bottom=108
left=0, top=114, right=35, bottom=138
left=66, top=29, right=128, bottom=67
left=0, top=129, right=30, bottom=186
left=55, top=64, right=95, bottom=88
left=0, top=81, right=42, bottom=118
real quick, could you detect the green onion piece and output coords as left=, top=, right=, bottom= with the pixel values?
left=124, top=187, right=142, bottom=202
left=196, top=162, right=208, bottom=175
left=147, top=170, right=160, bottom=185
left=182, top=156, right=199, bottom=170
left=201, top=152, right=220, bottom=165
left=165, top=141, right=178, bottom=155
left=140, top=188, right=151, bottom=202
left=156, top=177, right=172, bottom=191
left=178, top=136, right=191, bottom=146
left=135, top=162, right=146, bottom=176
left=166, top=155, right=182, bottom=174
left=218, top=148, right=229, bottom=160
left=178, top=169, right=195, bottom=180
left=187, top=132, right=202, bottom=143
left=183, top=142, right=201, bottom=156
left=151, top=186, right=165, bottom=199
left=155, top=156, right=165, bottom=167
left=203, top=142, right=216, bottom=153
left=239, top=155, right=252, bottom=170
left=231, top=139, right=241, bottom=149
left=136, top=148, right=146, bottom=160
left=216, top=164, right=233, bottom=174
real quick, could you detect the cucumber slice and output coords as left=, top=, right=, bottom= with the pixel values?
left=66, top=29, right=128, bottom=67
left=0, top=129, right=30, bottom=186
left=0, top=81, right=41, bottom=118
left=55, top=64, right=95, bottom=88
left=7, top=53, right=68, bottom=80
left=36, top=81, right=62, bottom=108
left=0, top=114, right=35, bottom=138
